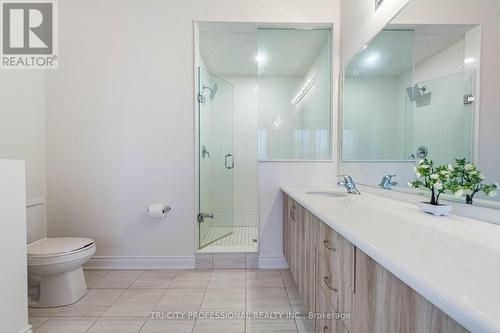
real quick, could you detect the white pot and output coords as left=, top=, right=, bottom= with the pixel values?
left=417, top=202, right=452, bottom=216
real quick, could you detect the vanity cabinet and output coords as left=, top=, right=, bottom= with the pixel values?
left=283, top=193, right=468, bottom=333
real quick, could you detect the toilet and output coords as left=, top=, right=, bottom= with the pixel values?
left=28, top=237, right=96, bottom=307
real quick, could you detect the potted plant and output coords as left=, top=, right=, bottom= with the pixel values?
left=408, top=159, right=452, bottom=216
left=449, top=158, right=498, bottom=204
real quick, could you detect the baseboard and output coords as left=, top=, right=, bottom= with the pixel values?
left=18, top=324, right=33, bottom=333
left=85, top=256, right=195, bottom=270
left=258, top=255, right=289, bottom=269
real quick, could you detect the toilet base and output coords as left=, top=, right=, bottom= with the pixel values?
left=29, top=267, right=88, bottom=307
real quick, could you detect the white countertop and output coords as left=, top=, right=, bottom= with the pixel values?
left=282, top=186, right=500, bottom=333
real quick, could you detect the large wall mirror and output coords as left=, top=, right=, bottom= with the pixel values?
left=340, top=0, right=500, bottom=205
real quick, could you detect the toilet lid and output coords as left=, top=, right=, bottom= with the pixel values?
left=28, top=237, right=94, bottom=256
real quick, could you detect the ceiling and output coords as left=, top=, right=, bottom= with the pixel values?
left=345, top=24, right=477, bottom=77
left=199, top=23, right=330, bottom=77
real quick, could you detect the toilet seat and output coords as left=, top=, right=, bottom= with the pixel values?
left=28, top=237, right=96, bottom=266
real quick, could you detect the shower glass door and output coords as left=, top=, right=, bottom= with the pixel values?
left=198, top=67, right=234, bottom=249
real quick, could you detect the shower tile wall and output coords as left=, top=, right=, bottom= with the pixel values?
left=224, top=76, right=258, bottom=227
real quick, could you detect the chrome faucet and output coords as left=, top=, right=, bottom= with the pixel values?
left=379, top=174, right=397, bottom=190
left=337, top=175, right=361, bottom=195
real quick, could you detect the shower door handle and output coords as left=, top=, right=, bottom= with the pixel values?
left=225, top=154, right=234, bottom=169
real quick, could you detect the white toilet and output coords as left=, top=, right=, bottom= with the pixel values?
left=26, top=203, right=96, bottom=307
left=28, top=237, right=96, bottom=307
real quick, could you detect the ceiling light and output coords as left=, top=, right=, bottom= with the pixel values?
left=365, top=54, right=378, bottom=64
left=291, top=76, right=316, bottom=105
left=255, top=52, right=267, bottom=64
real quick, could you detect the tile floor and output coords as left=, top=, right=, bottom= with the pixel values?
left=29, top=269, right=314, bottom=333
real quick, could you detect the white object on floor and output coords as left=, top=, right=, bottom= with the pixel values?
left=28, top=237, right=96, bottom=307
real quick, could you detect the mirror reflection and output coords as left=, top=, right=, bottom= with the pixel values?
left=343, top=25, right=478, bottom=164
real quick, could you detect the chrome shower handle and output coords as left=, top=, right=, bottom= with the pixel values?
left=225, top=154, right=234, bottom=169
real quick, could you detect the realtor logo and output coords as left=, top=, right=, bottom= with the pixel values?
left=1, top=0, right=57, bottom=69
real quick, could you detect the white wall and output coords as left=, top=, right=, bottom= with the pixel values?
left=0, top=160, right=30, bottom=333
left=340, top=0, right=411, bottom=65
left=46, top=0, right=339, bottom=268
left=0, top=71, right=47, bottom=241
left=258, top=161, right=337, bottom=268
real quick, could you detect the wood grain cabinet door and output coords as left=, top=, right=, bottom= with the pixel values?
left=353, top=248, right=469, bottom=333
left=286, top=196, right=301, bottom=282
left=298, top=209, right=318, bottom=312
left=283, top=194, right=290, bottom=265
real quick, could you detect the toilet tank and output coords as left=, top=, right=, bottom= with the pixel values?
left=26, top=200, right=47, bottom=244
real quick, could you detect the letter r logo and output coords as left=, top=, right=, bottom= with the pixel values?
left=2, top=2, right=53, bottom=54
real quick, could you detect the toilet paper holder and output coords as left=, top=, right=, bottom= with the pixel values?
left=147, top=204, right=172, bottom=217
left=147, top=206, right=171, bottom=214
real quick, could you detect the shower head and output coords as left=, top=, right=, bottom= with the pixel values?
left=203, top=83, right=218, bottom=101
left=406, top=84, right=427, bottom=102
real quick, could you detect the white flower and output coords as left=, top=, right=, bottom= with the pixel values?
left=430, top=174, right=439, bottom=180
left=448, top=164, right=454, bottom=171
left=416, top=172, right=421, bottom=178
left=420, top=164, right=430, bottom=169
left=413, top=166, right=417, bottom=173
left=418, top=159, right=425, bottom=165
left=465, top=164, right=474, bottom=171
left=440, top=170, right=448, bottom=175
left=407, top=182, right=413, bottom=188
left=454, top=189, right=464, bottom=197
left=434, top=182, right=443, bottom=190
left=488, top=191, right=498, bottom=197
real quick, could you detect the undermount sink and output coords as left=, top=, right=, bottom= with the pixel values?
left=305, top=191, right=348, bottom=198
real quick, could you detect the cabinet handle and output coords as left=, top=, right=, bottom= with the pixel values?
left=290, top=205, right=296, bottom=221
left=323, top=240, right=337, bottom=252
left=323, top=326, right=329, bottom=333
left=324, top=276, right=338, bottom=292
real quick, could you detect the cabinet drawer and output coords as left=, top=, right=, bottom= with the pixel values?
left=318, top=221, right=354, bottom=331
left=316, top=285, right=349, bottom=333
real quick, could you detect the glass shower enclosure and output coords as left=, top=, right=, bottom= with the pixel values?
left=197, top=67, right=235, bottom=249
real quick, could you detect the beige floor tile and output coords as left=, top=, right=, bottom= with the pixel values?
left=84, top=270, right=110, bottom=288
left=55, top=289, right=125, bottom=317
left=86, top=316, right=146, bottom=333
left=169, top=270, right=211, bottom=289
left=103, top=289, right=165, bottom=317
left=286, top=287, right=308, bottom=315
left=92, top=271, right=143, bottom=289
left=246, top=318, right=298, bottom=333
left=281, top=270, right=296, bottom=287
left=29, top=316, right=49, bottom=330
left=139, top=318, right=195, bottom=333
left=213, top=254, right=247, bottom=269
left=29, top=306, right=64, bottom=317
left=131, top=270, right=177, bottom=288
left=247, top=288, right=292, bottom=314
left=200, top=288, right=245, bottom=312
left=35, top=317, right=98, bottom=333
left=247, top=270, right=284, bottom=288
left=192, top=319, right=245, bottom=333
left=154, top=288, right=205, bottom=313
left=208, top=270, right=246, bottom=289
